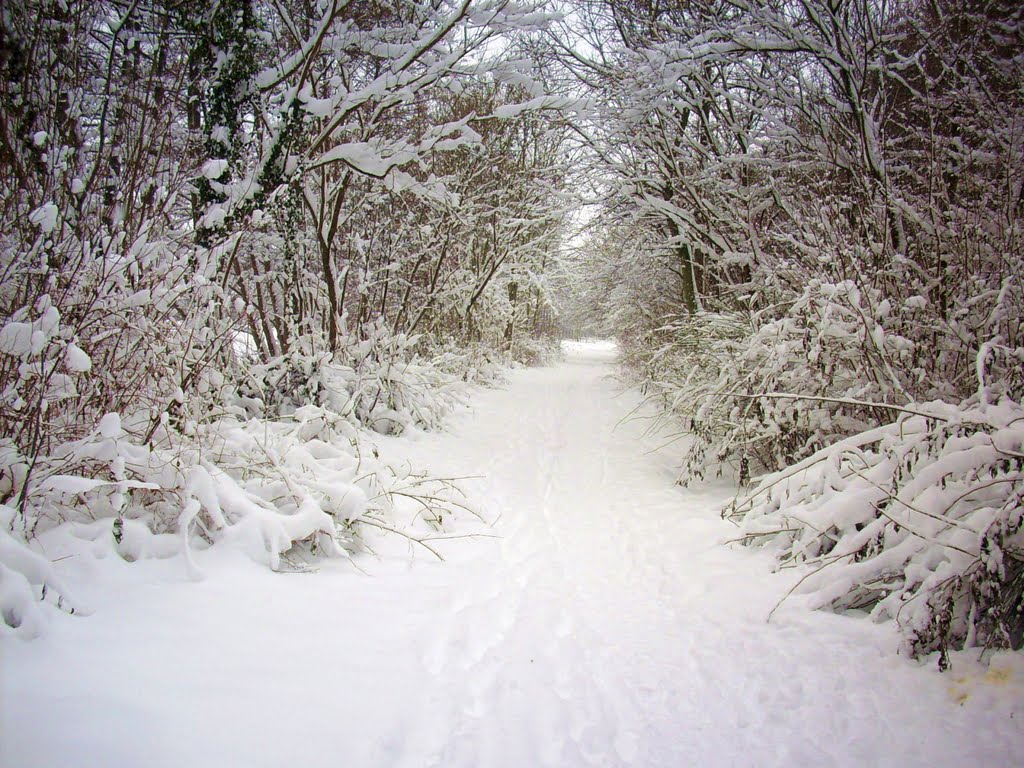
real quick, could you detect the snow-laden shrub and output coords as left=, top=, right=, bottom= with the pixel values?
left=0, top=504, right=80, bottom=638
left=727, top=398, right=1024, bottom=668
left=627, top=303, right=842, bottom=482
left=505, top=335, right=559, bottom=367
left=0, top=394, right=477, bottom=634
left=629, top=280, right=1023, bottom=485
left=429, top=340, right=509, bottom=386
left=244, top=318, right=540, bottom=438
left=247, top=324, right=482, bottom=435
left=330, top=325, right=466, bottom=434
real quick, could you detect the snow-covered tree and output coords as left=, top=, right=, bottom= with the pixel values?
left=555, top=0, right=1024, bottom=657
left=0, top=0, right=572, bottom=634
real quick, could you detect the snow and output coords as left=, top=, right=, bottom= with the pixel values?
left=0, top=321, right=33, bottom=356
left=97, top=412, right=121, bottom=439
left=2, top=342, right=1020, bottom=766
left=28, top=202, right=59, bottom=233
left=314, top=141, right=416, bottom=177
left=65, top=342, right=91, bottom=373
left=200, top=159, right=228, bottom=179
left=491, top=95, right=579, bottom=119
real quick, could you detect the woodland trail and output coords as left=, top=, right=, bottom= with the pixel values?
left=374, top=341, right=1021, bottom=767
left=3, top=342, right=1020, bottom=767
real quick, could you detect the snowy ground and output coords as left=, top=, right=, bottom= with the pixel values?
left=2, top=341, right=1021, bottom=767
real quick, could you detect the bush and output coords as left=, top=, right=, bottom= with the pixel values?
left=727, top=397, right=1024, bottom=668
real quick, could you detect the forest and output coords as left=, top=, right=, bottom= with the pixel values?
left=1, top=0, right=1022, bottom=680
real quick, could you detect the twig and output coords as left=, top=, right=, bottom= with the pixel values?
left=767, top=553, right=847, bottom=623
left=355, top=517, right=444, bottom=561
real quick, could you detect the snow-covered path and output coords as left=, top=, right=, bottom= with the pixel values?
left=3, top=341, right=1021, bottom=767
